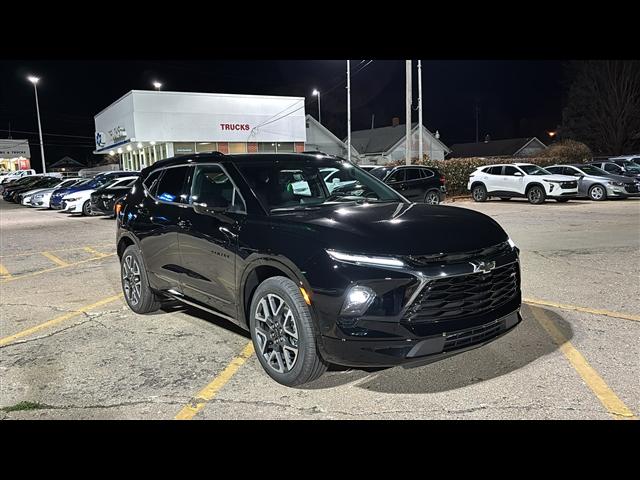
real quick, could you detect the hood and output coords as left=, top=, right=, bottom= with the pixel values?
left=587, top=173, right=634, bottom=183
left=540, top=174, right=577, bottom=182
left=270, top=202, right=508, bottom=256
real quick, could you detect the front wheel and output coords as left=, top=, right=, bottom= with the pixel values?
left=82, top=200, right=91, bottom=216
left=250, top=276, right=327, bottom=387
left=527, top=185, right=546, bottom=204
left=424, top=190, right=441, bottom=205
left=588, top=184, right=607, bottom=201
left=472, top=184, right=487, bottom=202
left=121, top=245, right=162, bottom=314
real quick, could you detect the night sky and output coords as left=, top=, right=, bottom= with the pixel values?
left=0, top=60, right=565, bottom=170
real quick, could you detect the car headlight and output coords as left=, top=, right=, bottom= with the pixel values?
left=507, top=237, right=517, bottom=249
left=543, top=179, right=559, bottom=183
left=608, top=181, right=624, bottom=186
left=341, top=285, right=376, bottom=316
left=64, top=197, right=78, bottom=202
left=326, top=249, right=405, bottom=268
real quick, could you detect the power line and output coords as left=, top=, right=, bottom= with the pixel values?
left=0, top=129, right=94, bottom=139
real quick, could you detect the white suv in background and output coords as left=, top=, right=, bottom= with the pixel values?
left=468, top=163, right=579, bottom=204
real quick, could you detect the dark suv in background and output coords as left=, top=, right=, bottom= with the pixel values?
left=116, top=153, right=521, bottom=386
left=370, top=165, right=446, bottom=204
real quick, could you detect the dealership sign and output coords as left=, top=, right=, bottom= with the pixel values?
left=109, top=126, right=128, bottom=142
left=0, top=139, right=31, bottom=158
left=220, top=123, right=250, bottom=131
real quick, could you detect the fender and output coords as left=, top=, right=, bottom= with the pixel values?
left=116, top=230, right=141, bottom=258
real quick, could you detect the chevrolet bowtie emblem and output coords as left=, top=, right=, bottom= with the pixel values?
left=470, top=260, right=496, bottom=274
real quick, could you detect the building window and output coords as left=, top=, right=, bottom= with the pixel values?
left=228, top=143, right=247, bottom=154
left=257, top=142, right=294, bottom=153
left=196, top=142, right=218, bottom=153
left=174, top=142, right=196, bottom=155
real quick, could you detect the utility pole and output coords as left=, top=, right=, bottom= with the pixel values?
left=347, top=60, right=351, bottom=163
left=418, top=60, right=423, bottom=162
left=405, top=60, right=412, bottom=165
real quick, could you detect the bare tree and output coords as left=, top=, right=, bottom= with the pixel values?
left=561, top=61, right=640, bottom=155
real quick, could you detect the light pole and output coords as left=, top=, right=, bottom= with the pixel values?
left=312, top=89, right=321, bottom=124
left=417, top=60, right=423, bottom=162
left=27, top=76, right=46, bottom=174
left=153, top=81, right=162, bottom=91
left=346, top=61, right=351, bottom=163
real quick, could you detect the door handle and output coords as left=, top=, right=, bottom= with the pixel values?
left=177, top=220, right=192, bottom=229
left=219, top=227, right=237, bottom=239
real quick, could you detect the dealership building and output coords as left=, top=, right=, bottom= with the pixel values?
left=0, top=139, right=31, bottom=172
left=93, top=90, right=307, bottom=170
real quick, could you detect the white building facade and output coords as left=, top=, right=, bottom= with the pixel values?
left=0, top=139, right=31, bottom=172
left=94, top=90, right=307, bottom=171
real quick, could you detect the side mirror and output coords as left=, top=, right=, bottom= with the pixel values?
left=514, top=172, right=523, bottom=177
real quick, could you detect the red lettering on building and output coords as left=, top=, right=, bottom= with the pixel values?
left=220, top=123, right=250, bottom=131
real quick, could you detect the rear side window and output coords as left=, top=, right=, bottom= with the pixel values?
left=156, top=167, right=189, bottom=203
left=143, top=170, right=163, bottom=195
left=486, top=166, right=502, bottom=175
left=420, top=168, right=434, bottom=178
left=405, top=168, right=421, bottom=181
left=387, top=169, right=405, bottom=182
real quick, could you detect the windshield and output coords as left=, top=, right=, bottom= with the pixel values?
left=621, top=162, right=640, bottom=172
left=519, top=165, right=551, bottom=175
left=235, top=159, right=404, bottom=212
left=577, top=165, right=608, bottom=176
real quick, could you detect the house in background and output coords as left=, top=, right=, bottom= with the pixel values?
left=449, top=137, right=547, bottom=158
left=304, top=114, right=359, bottom=159
left=347, top=117, right=451, bottom=165
left=49, top=156, right=85, bottom=176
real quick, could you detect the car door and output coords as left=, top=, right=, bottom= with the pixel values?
left=136, top=165, right=190, bottom=292
left=401, top=168, right=424, bottom=201
left=482, top=166, right=502, bottom=193
left=385, top=168, right=407, bottom=197
left=501, top=165, right=525, bottom=194
left=177, top=163, right=245, bottom=319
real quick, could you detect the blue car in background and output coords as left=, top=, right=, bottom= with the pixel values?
left=50, top=171, right=135, bottom=209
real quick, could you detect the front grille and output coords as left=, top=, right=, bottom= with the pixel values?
left=406, top=262, right=519, bottom=322
left=625, top=184, right=639, bottom=193
left=406, top=241, right=511, bottom=266
left=560, top=181, right=577, bottom=189
left=444, top=319, right=503, bottom=350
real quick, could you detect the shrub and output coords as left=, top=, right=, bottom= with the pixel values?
left=538, top=139, right=592, bottom=163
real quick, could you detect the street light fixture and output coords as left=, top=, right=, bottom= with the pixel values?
left=312, top=89, right=321, bottom=124
left=153, top=81, right=162, bottom=91
left=27, top=75, right=46, bottom=173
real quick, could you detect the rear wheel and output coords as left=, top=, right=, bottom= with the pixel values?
left=424, top=190, right=441, bottom=205
left=249, top=276, right=327, bottom=387
left=472, top=184, right=487, bottom=202
left=588, top=184, right=606, bottom=201
left=527, top=185, right=546, bottom=204
left=121, top=245, right=161, bottom=314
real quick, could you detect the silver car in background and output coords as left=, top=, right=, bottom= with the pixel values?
left=546, top=164, right=640, bottom=200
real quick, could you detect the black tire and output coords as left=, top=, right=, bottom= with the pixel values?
left=588, top=184, right=607, bottom=201
left=472, top=184, right=487, bottom=202
left=249, top=276, right=327, bottom=387
left=555, top=198, right=570, bottom=202
left=424, top=190, right=441, bottom=205
left=82, top=200, right=91, bottom=216
left=527, top=185, right=546, bottom=204
left=499, top=198, right=511, bottom=201
left=121, top=245, right=162, bottom=314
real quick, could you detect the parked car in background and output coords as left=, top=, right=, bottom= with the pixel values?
left=61, top=176, right=139, bottom=216
left=608, top=155, right=640, bottom=166
left=590, top=161, right=640, bottom=180
left=1, top=175, right=51, bottom=201
left=12, top=176, right=67, bottom=204
left=50, top=171, right=137, bottom=210
left=0, top=174, right=43, bottom=194
left=90, top=176, right=139, bottom=217
left=116, top=152, right=521, bottom=386
left=546, top=164, right=639, bottom=200
left=468, top=163, right=578, bottom=204
left=0, top=169, right=36, bottom=184
left=28, top=178, right=85, bottom=208
left=368, top=165, right=446, bottom=204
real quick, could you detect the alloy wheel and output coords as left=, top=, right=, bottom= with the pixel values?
left=425, top=191, right=440, bottom=205
left=590, top=186, right=604, bottom=200
left=473, top=186, right=485, bottom=201
left=122, top=254, right=142, bottom=306
left=529, top=188, right=542, bottom=203
left=254, top=294, right=299, bottom=374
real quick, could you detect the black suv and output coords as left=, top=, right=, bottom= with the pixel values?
left=116, top=153, right=521, bottom=386
left=370, top=165, right=446, bottom=204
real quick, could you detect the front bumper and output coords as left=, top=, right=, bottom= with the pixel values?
left=61, top=200, right=81, bottom=212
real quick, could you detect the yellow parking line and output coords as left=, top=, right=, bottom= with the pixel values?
left=175, top=342, right=255, bottom=420
left=40, top=251, right=69, bottom=267
left=0, top=263, right=11, bottom=278
left=529, top=305, right=637, bottom=420
left=0, top=253, right=116, bottom=284
left=0, top=294, right=123, bottom=347
left=83, top=246, right=107, bottom=258
left=0, top=243, right=114, bottom=258
left=525, top=297, right=640, bottom=323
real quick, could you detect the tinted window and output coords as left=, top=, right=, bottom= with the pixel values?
left=603, top=164, right=621, bottom=173
left=420, top=168, right=434, bottom=178
left=387, top=169, right=405, bottom=182
left=370, top=167, right=390, bottom=179
left=485, top=166, right=502, bottom=175
left=143, top=170, right=162, bottom=195
left=189, top=165, right=245, bottom=212
left=156, top=167, right=188, bottom=203
left=405, top=169, right=421, bottom=181
left=545, top=166, right=561, bottom=174
left=503, top=166, right=520, bottom=176
left=519, top=165, right=551, bottom=175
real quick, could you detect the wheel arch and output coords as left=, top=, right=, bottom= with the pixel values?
left=117, top=232, right=139, bottom=260
left=470, top=181, right=486, bottom=191
left=525, top=182, right=545, bottom=194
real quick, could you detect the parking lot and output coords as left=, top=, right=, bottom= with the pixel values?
left=1, top=198, right=638, bottom=420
